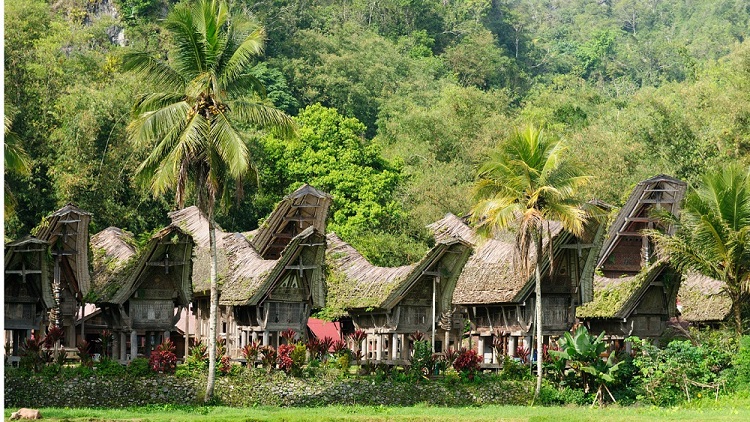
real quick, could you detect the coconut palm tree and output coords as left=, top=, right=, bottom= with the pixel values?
left=470, top=125, right=590, bottom=400
left=652, top=164, right=750, bottom=336
left=124, top=0, right=294, bottom=401
left=4, top=104, right=32, bottom=218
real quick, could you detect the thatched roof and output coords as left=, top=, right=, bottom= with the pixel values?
left=219, top=227, right=327, bottom=307
left=251, top=184, right=332, bottom=259
left=576, top=260, right=669, bottom=319
left=93, top=225, right=194, bottom=305
left=678, top=273, right=732, bottom=322
left=90, top=227, right=138, bottom=301
left=91, top=227, right=136, bottom=267
left=34, top=203, right=92, bottom=296
left=429, top=213, right=568, bottom=305
left=169, top=206, right=229, bottom=294
left=325, top=232, right=472, bottom=311
left=598, top=175, right=686, bottom=269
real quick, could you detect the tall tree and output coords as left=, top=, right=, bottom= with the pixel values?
left=652, top=164, right=750, bottom=336
left=470, top=125, right=589, bottom=400
left=124, top=0, right=294, bottom=401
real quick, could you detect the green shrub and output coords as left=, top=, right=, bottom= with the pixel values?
left=127, top=357, right=152, bottom=377
left=631, top=335, right=732, bottom=406
left=411, top=340, right=434, bottom=378
left=539, top=383, right=588, bottom=406
left=733, top=335, right=750, bottom=388
left=501, top=356, right=532, bottom=381
left=95, top=357, right=126, bottom=377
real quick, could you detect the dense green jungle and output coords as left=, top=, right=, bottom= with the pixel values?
left=5, top=0, right=750, bottom=266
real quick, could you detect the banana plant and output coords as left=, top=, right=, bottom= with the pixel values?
left=550, top=325, right=622, bottom=406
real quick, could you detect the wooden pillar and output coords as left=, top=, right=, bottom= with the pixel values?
left=164, top=330, right=170, bottom=344
left=508, top=336, right=516, bottom=357
left=120, top=332, right=127, bottom=362
left=391, top=333, right=398, bottom=360
left=375, top=334, right=382, bottom=361
left=185, top=305, right=190, bottom=357
left=252, top=331, right=258, bottom=344
left=262, top=330, right=269, bottom=346
left=112, top=333, right=120, bottom=360
left=477, top=336, right=485, bottom=363
left=130, top=330, right=137, bottom=360
left=444, top=331, right=450, bottom=352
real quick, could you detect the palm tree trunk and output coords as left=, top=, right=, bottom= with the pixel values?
left=534, top=236, right=543, bottom=400
left=205, top=215, right=219, bottom=402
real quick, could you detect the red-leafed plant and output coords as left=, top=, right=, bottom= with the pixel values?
left=219, top=355, right=232, bottom=374
left=306, top=337, right=322, bottom=359
left=77, top=340, right=93, bottom=368
left=349, top=329, right=367, bottom=344
left=277, top=344, right=295, bottom=374
left=320, top=336, right=334, bottom=353
left=443, top=348, right=460, bottom=367
left=44, top=327, right=64, bottom=349
left=149, top=340, right=177, bottom=374
left=410, top=330, right=426, bottom=342
left=242, top=340, right=261, bottom=363
left=493, top=337, right=507, bottom=356
left=280, top=328, right=297, bottom=343
left=453, top=348, right=483, bottom=379
left=260, top=345, right=277, bottom=370
left=543, top=343, right=559, bottom=363
left=516, top=346, right=531, bottom=364
left=332, top=339, right=347, bottom=354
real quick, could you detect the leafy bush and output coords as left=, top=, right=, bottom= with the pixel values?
left=260, top=345, right=277, bottom=370
left=501, top=356, right=532, bottom=381
left=127, top=357, right=152, bottom=377
left=539, top=383, right=588, bottom=406
left=149, top=340, right=177, bottom=374
left=733, top=335, right=750, bottom=388
left=185, top=342, right=208, bottom=372
left=453, top=348, right=482, bottom=380
left=630, top=335, right=732, bottom=406
left=411, top=340, right=435, bottom=378
left=96, top=357, right=126, bottom=377
left=241, top=340, right=261, bottom=364
left=550, top=326, right=622, bottom=405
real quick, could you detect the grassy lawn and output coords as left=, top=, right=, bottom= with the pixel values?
left=5, top=401, right=750, bottom=422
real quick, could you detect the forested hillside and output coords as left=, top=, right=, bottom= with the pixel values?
left=6, top=0, right=750, bottom=265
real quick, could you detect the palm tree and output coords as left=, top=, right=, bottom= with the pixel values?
left=470, top=125, right=590, bottom=400
left=652, top=164, right=750, bottom=336
left=4, top=104, right=32, bottom=218
left=124, top=0, right=294, bottom=401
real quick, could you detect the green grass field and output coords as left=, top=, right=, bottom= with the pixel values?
left=5, top=401, right=750, bottom=422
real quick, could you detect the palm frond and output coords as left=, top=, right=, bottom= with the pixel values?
left=229, top=99, right=296, bottom=138
left=122, top=52, right=185, bottom=92
left=221, top=27, right=265, bottom=87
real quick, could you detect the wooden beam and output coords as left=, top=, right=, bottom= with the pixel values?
left=626, top=217, right=659, bottom=223
left=283, top=216, right=317, bottom=222
left=284, top=264, right=318, bottom=270
left=639, top=199, right=676, bottom=204
left=5, top=270, right=43, bottom=275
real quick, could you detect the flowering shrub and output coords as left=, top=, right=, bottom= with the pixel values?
left=453, top=348, right=482, bottom=380
left=149, top=340, right=177, bottom=374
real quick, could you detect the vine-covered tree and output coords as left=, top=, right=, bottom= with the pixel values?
left=124, top=0, right=294, bottom=401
